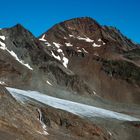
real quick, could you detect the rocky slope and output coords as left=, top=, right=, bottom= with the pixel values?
left=0, top=85, right=112, bottom=140
left=0, top=85, right=49, bottom=140
left=0, top=23, right=92, bottom=95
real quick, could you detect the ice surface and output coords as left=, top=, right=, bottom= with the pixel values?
left=7, top=87, right=140, bottom=122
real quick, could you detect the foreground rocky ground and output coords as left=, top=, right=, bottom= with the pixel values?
left=0, top=85, right=111, bottom=140
left=1, top=85, right=140, bottom=140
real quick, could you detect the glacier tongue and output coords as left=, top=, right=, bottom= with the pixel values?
left=7, top=87, right=140, bottom=122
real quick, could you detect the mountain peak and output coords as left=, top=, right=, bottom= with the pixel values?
left=4, top=23, right=34, bottom=40
left=11, top=23, right=27, bottom=32
left=53, top=17, right=101, bottom=34
left=15, top=23, right=24, bottom=28
left=61, top=16, right=100, bottom=25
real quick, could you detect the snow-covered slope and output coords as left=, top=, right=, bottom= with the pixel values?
left=7, top=87, right=140, bottom=122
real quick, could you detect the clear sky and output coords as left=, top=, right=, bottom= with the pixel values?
left=0, top=0, right=140, bottom=43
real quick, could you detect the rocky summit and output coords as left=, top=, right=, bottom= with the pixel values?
left=0, top=17, right=140, bottom=140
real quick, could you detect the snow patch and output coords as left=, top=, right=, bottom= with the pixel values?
left=60, top=51, right=69, bottom=68
left=77, top=36, right=94, bottom=42
left=92, top=43, right=101, bottom=47
left=39, top=34, right=51, bottom=46
left=108, top=131, right=112, bottom=136
left=0, top=41, right=6, bottom=49
left=0, top=39, right=33, bottom=70
left=0, top=81, right=6, bottom=85
left=98, top=38, right=106, bottom=45
left=39, top=34, right=47, bottom=42
left=82, top=48, right=88, bottom=53
left=77, top=50, right=82, bottom=52
left=46, top=81, right=53, bottom=86
left=45, top=42, right=51, bottom=46
left=37, top=109, right=49, bottom=135
left=69, top=34, right=75, bottom=38
left=0, top=35, right=5, bottom=40
left=53, top=42, right=62, bottom=48
left=93, top=91, right=96, bottom=95
left=77, top=48, right=88, bottom=53
left=57, top=49, right=63, bottom=53
left=51, top=51, right=61, bottom=61
left=65, top=42, right=73, bottom=47
left=9, top=50, right=33, bottom=70
left=98, top=38, right=102, bottom=42
left=51, top=47, right=69, bottom=68
left=62, top=57, right=69, bottom=68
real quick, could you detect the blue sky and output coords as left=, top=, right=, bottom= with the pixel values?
left=0, top=0, right=140, bottom=43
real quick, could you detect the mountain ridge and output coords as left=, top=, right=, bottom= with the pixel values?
left=0, top=17, right=140, bottom=140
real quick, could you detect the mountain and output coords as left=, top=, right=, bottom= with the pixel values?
left=0, top=23, right=92, bottom=96
left=39, top=17, right=140, bottom=104
left=0, top=17, right=140, bottom=140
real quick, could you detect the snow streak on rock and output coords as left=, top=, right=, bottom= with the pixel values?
left=46, top=80, right=53, bottom=86
left=77, top=36, right=94, bottom=42
left=65, top=42, right=73, bottom=47
left=53, top=42, right=61, bottom=48
left=0, top=36, right=33, bottom=70
left=51, top=43, right=69, bottom=68
left=0, top=81, right=6, bottom=85
left=82, top=48, right=88, bottom=53
left=92, top=43, right=101, bottom=47
left=39, top=34, right=47, bottom=42
left=37, top=109, right=49, bottom=135
left=0, top=35, right=6, bottom=40
left=51, top=51, right=61, bottom=61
